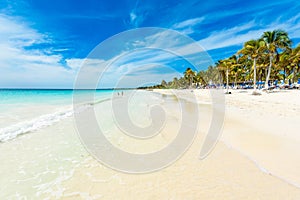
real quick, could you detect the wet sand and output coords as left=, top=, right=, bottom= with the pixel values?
left=58, top=89, right=300, bottom=199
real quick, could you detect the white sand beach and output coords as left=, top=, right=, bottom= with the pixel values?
left=58, top=89, right=300, bottom=199
left=1, top=89, right=300, bottom=199
left=1, top=0, right=300, bottom=199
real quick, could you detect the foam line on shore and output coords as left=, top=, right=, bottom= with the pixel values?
left=0, top=98, right=112, bottom=143
left=220, top=139, right=300, bottom=189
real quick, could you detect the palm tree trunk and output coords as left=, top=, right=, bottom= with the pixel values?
left=234, top=73, right=237, bottom=89
left=265, top=55, right=273, bottom=89
left=253, top=58, right=257, bottom=91
left=292, top=68, right=296, bottom=84
left=284, top=66, right=286, bottom=83
left=226, top=66, right=229, bottom=93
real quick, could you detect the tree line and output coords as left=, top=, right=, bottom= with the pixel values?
left=141, top=30, right=300, bottom=92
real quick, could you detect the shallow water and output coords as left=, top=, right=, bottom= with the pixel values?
left=0, top=89, right=118, bottom=198
left=0, top=89, right=115, bottom=141
left=0, top=89, right=188, bottom=198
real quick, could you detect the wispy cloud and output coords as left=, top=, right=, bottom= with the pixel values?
left=172, top=17, right=205, bottom=29
left=198, top=15, right=300, bottom=51
left=0, top=14, right=46, bottom=47
left=67, top=29, right=214, bottom=88
left=66, top=51, right=182, bottom=88
left=198, top=21, right=258, bottom=50
left=127, top=0, right=146, bottom=28
left=0, top=14, right=76, bottom=88
left=171, top=17, right=205, bottom=35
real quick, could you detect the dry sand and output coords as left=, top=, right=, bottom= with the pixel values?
left=58, top=89, right=300, bottom=199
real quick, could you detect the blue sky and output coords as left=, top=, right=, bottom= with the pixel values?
left=0, top=0, right=299, bottom=88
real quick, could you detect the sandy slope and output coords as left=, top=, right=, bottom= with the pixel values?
left=58, top=89, right=300, bottom=199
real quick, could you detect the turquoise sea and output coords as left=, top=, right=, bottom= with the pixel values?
left=0, top=89, right=116, bottom=142
left=0, top=88, right=167, bottom=199
left=0, top=89, right=116, bottom=105
left=0, top=89, right=130, bottom=198
left=0, top=89, right=89, bottom=198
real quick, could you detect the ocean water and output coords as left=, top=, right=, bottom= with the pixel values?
left=0, top=89, right=114, bottom=142
left=0, top=89, right=172, bottom=199
left=0, top=89, right=123, bottom=199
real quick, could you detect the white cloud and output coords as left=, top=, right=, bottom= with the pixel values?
left=66, top=58, right=108, bottom=70
left=198, top=16, right=300, bottom=51
left=67, top=54, right=178, bottom=88
left=171, top=17, right=205, bottom=35
left=130, top=12, right=137, bottom=22
left=98, top=63, right=180, bottom=88
left=0, top=14, right=76, bottom=88
left=134, top=29, right=211, bottom=68
left=172, top=17, right=205, bottom=29
left=128, top=6, right=145, bottom=28
left=66, top=45, right=196, bottom=89
left=198, top=21, right=259, bottom=50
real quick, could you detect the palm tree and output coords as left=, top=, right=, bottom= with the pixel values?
left=215, top=60, right=225, bottom=88
left=171, top=77, right=179, bottom=89
left=195, top=71, right=206, bottom=87
left=261, top=30, right=292, bottom=89
left=228, top=54, right=245, bottom=89
left=161, top=80, right=167, bottom=88
left=278, top=50, right=291, bottom=82
left=178, top=77, right=187, bottom=88
left=184, top=67, right=195, bottom=88
left=238, top=39, right=265, bottom=93
left=257, top=53, right=269, bottom=82
left=150, top=30, right=298, bottom=91
left=289, top=44, right=300, bottom=83
left=219, top=59, right=232, bottom=93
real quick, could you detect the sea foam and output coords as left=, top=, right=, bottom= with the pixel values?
left=0, top=97, right=113, bottom=142
left=0, top=104, right=92, bottom=142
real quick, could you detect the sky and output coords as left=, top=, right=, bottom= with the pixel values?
left=0, top=0, right=299, bottom=88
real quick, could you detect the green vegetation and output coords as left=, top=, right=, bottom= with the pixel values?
left=141, top=30, right=300, bottom=91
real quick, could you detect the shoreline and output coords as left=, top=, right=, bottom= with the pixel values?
left=155, top=89, right=300, bottom=184
left=1, top=89, right=300, bottom=199
left=58, top=89, right=300, bottom=199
